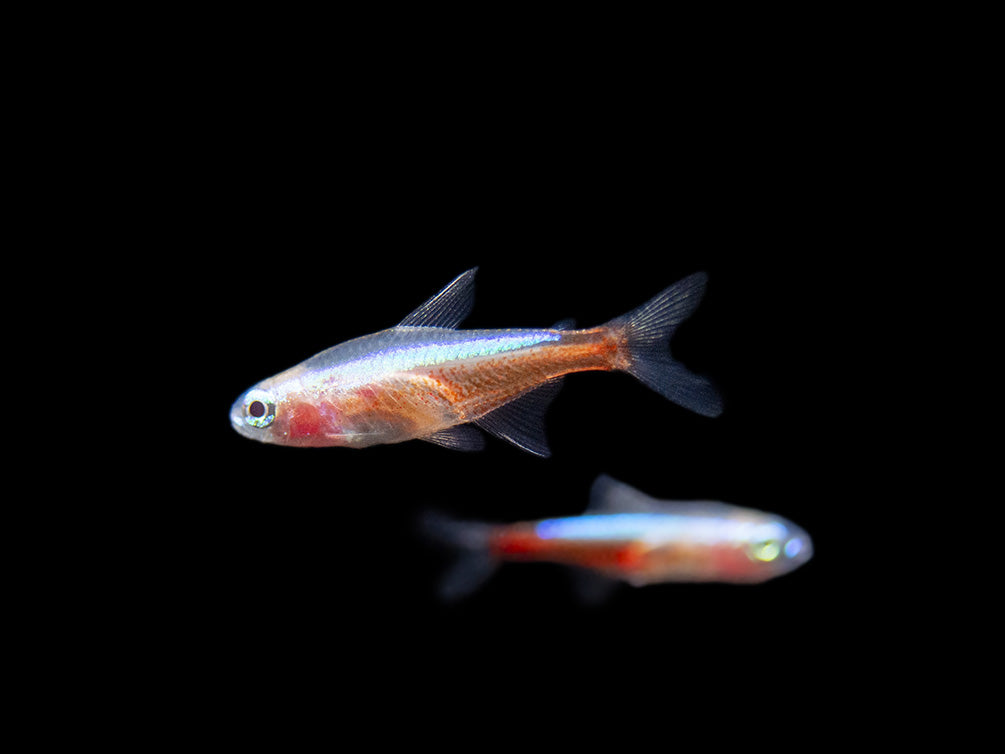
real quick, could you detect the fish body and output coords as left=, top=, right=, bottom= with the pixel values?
left=230, top=268, right=722, bottom=455
left=424, top=476, right=813, bottom=599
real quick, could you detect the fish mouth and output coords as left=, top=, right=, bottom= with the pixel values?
left=229, top=400, right=242, bottom=431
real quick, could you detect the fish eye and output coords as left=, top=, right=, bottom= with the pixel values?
left=243, top=390, right=276, bottom=428
left=747, top=539, right=781, bottom=562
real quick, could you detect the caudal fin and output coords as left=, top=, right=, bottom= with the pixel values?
left=418, top=511, right=499, bottom=601
left=607, top=272, right=723, bottom=417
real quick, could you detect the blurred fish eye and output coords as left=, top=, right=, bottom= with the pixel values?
left=244, top=390, right=276, bottom=428
left=747, top=539, right=781, bottom=563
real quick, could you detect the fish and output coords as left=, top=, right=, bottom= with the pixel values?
left=230, top=268, right=722, bottom=456
left=422, top=475, right=814, bottom=601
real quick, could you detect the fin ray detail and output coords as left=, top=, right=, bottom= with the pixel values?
left=474, top=378, right=563, bottom=457
left=398, top=268, right=478, bottom=328
left=420, top=424, right=486, bottom=451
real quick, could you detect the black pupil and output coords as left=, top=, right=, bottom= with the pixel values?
left=248, top=400, right=266, bottom=418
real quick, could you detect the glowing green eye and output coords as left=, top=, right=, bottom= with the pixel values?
left=749, top=540, right=781, bottom=562
left=244, top=390, right=276, bottom=428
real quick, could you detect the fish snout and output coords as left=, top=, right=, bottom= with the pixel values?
left=743, top=518, right=813, bottom=580
left=229, top=398, right=247, bottom=434
left=780, top=523, right=813, bottom=572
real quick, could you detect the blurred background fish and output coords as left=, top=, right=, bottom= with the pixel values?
left=422, top=475, right=813, bottom=601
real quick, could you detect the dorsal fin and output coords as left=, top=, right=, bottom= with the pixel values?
left=475, top=378, right=563, bottom=457
left=587, top=475, right=663, bottom=513
left=398, top=268, right=478, bottom=328
left=588, top=475, right=734, bottom=516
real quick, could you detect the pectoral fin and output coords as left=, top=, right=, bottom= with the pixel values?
left=420, top=424, right=487, bottom=452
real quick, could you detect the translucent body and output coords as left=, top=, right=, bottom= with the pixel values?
left=230, top=269, right=722, bottom=455
left=495, top=507, right=809, bottom=585
left=425, top=476, right=814, bottom=598
left=231, top=325, right=614, bottom=449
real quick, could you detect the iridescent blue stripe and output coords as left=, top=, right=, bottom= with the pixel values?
left=368, top=330, right=562, bottom=372
left=302, top=327, right=565, bottom=383
left=414, top=331, right=561, bottom=365
left=536, top=514, right=677, bottom=541
left=535, top=513, right=788, bottom=546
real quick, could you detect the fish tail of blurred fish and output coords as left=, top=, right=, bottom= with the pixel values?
left=605, top=271, right=723, bottom=418
left=419, top=510, right=499, bottom=602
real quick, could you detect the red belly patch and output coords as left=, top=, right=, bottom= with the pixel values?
left=288, top=402, right=322, bottom=439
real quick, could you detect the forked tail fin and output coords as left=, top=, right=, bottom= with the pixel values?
left=607, top=271, right=723, bottom=417
left=418, top=511, right=499, bottom=601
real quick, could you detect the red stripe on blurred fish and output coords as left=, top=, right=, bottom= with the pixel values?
left=422, top=476, right=814, bottom=601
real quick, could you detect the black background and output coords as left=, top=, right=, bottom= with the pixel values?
left=74, top=18, right=887, bottom=734
left=179, top=231, right=851, bottom=702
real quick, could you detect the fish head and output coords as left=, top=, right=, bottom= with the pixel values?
left=635, top=511, right=814, bottom=584
left=622, top=510, right=812, bottom=586
left=730, top=514, right=814, bottom=582
left=229, top=370, right=356, bottom=448
left=230, top=382, right=283, bottom=444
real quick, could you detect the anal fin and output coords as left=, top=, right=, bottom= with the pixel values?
left=570, top=568, right=620, bottom=605
left=474, top=378, right=563, bottom=457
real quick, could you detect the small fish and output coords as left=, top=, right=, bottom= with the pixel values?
left=423, top=476, right=813, bottom=600
left=230, top=268, right=722, bottom=455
